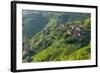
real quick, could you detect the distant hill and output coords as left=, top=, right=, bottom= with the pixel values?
left=22, top=10, right=90, bottom=38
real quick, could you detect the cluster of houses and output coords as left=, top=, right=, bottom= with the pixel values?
left=56, top=24, right=82, bottom=37
left=70, top=24, right=81, bottom=37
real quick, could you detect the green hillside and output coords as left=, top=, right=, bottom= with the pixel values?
left=22, top=10, right=91, bottom=63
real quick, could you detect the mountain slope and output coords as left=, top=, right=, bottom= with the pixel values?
left=22, top=10, right=90, bottom=38
left=22, top=11, right=91, bottom=63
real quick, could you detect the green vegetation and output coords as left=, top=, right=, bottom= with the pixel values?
left=22, top=10, right=91, bottom=63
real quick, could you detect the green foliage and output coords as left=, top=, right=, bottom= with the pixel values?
left=32, top=47, right=68, bottom=62
left=66, top=44, right=91, bottom=60
left=32, top=44, right=90, bottom=62
left=22, top=11, right=91, bottom=62
left=65, top=35, right=78, bottom=44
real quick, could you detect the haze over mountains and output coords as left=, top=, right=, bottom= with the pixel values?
left=22, top=10, right=90, bottom=38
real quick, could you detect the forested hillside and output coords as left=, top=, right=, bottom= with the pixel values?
left=22, top=10, right=91, bottom=63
